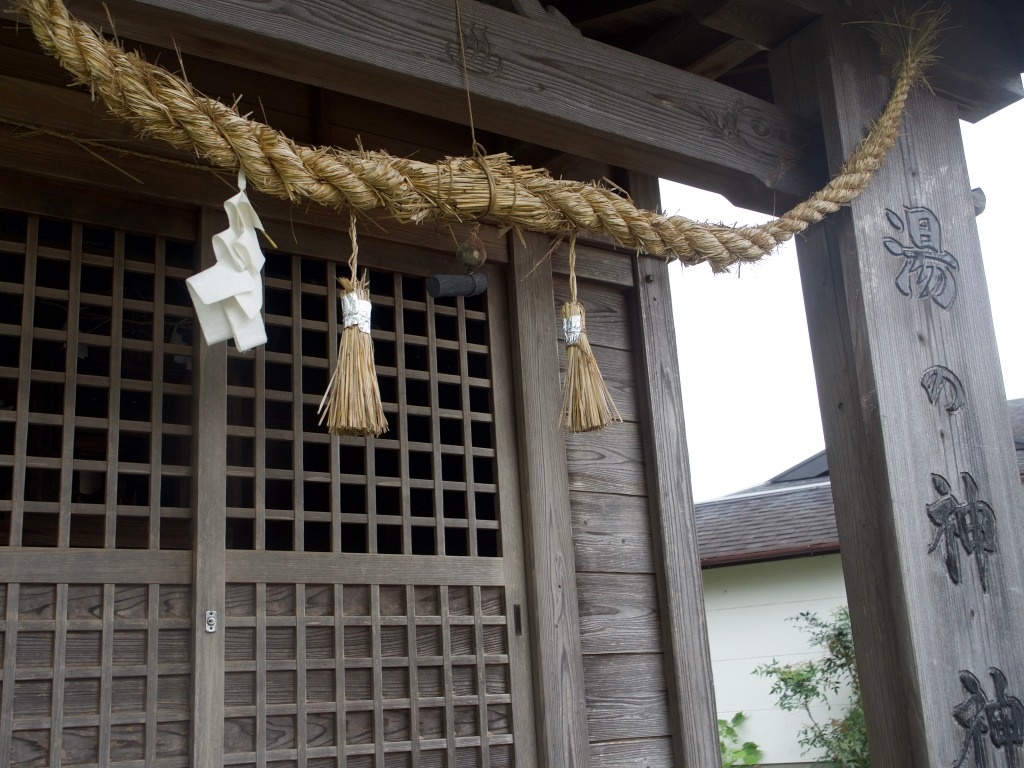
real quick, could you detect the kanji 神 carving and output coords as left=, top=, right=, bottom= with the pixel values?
left=927, top=472, right=996, bottom=592
left=953, top=668, right=1024, bottom=768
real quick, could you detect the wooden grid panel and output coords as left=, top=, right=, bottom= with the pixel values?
left=224, top=255, right=501, bottom=557
left=0, top=581, right=192, bottom=766
left=0, top=209, right=197, bottom=550
left=222, top=582, right=515, bottom=768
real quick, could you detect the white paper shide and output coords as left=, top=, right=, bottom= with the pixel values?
left=186, top=171, right=268, bottom=352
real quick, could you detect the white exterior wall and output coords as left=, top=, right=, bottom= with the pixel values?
left=702, top=554, right=848, bottom=766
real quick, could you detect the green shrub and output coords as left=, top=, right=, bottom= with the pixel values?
left=719, top=711, right=763, bottom=766
left=755, top=607, right=870, bottom=768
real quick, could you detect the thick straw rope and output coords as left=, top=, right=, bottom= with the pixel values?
left=12, top=0, right=940, bottom=271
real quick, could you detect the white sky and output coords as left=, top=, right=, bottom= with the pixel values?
left=663, top=85, right=1024, bottom=502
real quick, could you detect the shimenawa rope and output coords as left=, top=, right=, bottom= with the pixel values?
left=11, top=0, right=941, bottom=272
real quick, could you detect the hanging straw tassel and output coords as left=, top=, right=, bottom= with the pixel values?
left=560, top=236, right=621, bottom=433
left=318, top=215, right=389, bottom=437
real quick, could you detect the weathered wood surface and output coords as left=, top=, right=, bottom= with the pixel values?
left=0, top=549, right=191, bottom=582
left=571, top=492, right=655, bottom=573
left=509, top=230, right=590, bottom=768
left=191, top=207, right=228, bottom=767
left=225, top=551, right=506, bottom=585
left=582, top=653, right=672, bottom=741
left=57, top=0, right=824, bottom=212
left=565, top=424, right=648, bottom=497
left=554, top=279, right=635, bottom=351
left=772, top=20, right=1024, bottom=768
left=576, top=573, right=661, bottom=654
left=630, top=169, right=721, bottom=768
left=589, top=737, right=674, bottom=768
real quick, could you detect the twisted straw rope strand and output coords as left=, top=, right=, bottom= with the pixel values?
left=13, top=0, right=935, bottom=271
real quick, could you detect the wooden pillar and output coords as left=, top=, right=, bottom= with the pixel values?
left=508, top=230, right=591, bottom=768
left=771, top=21, right=1024, bottom=768
left=629, top=172, right=721, bottom=768
left=191, top=207, right=227, bottom=765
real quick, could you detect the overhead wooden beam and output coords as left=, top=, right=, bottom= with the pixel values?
left=686, top=38, right=765, bottom=80
left=780, top=0, right=1024, bottom=121
left=55, top=0, right=825, bottom=213
left=694, top=0, right=816, bottom=48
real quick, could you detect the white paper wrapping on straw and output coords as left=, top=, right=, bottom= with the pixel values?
left=563, top=315, right=582, bottom=346
left=186, top=171, right=268, bottom=353
left=341, top=292, right=372, bottom=334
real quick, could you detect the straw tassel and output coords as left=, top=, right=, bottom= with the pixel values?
left=560, top=236, right=621, bottom=432
left=318, top=215, right=388, bottom=437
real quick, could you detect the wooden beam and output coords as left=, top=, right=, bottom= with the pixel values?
left=780, top=0, right=1024, bottom=122
left=686, top=38, right=765, bottom=80
left=772, top=21, right=1024, bottom=767
left=629, top=172, right=722, bottom=768
left=0, top=549, right=191, bottom=582
left=508, top=230, right=591, bottom=768
left=54, top=0, right=825, bottom=212
left=695, top=0, right=816, bottom=48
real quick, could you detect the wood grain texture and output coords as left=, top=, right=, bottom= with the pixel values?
left=576, top=573, right=661, bottom=655
left=571, top=492, right=655, bottom=574
left=553, top=279, right=634, bottom=351
left=565, top=423, right=648, bottom=497
left=484, top=262, right=540, bottom=766
left=508, top=230, right=590, bottom=768
left=191, top=207, right=228, bottom=767
left=582, top=653, right=671, bottom=741
left=0, top=549, right=191, bottom=583
left=224, top=552, right=505, bottom=586
left=60, top=0, right=824, bottom=211
left=772, top=20, right=1024, bottom=768
left=589, top=737, right=673, bottom=768
left=630, top=169, right=721, bottom=768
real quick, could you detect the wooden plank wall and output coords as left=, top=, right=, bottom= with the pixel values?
left=552, top=267, right=676, bottom=768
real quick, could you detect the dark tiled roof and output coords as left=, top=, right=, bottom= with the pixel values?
left=696, top=482, right=838, bottom=567
left=697, top=398, right=1024, bottom=567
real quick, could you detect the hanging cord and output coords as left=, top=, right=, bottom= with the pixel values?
left=454, top=0, right=499, bottom=217
left=347, top=211, right=360, bottom=284
left=453, top=0, right=485, bottom=158
left=568, top=233, right=578, bottom=306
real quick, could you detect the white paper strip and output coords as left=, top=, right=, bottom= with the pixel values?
left=186, top=170, right=268, bottom=353
left=341, top=293, right=372, bottom=334
left=563, top=314, right=583, bottom=346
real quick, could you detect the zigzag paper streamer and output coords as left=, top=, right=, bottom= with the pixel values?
left=187, top=171, right=268, bottom=352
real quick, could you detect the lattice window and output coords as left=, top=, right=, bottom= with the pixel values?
left=0, top=210, right=197, bottom=550
left=222, top=582, right=514, bottom=767
left=0, top=582, right=193, bottom=767
left=224, top=255, right=501, bottom=558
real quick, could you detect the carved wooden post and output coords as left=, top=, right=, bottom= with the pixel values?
left=771, top=22, right=1024, bottom=768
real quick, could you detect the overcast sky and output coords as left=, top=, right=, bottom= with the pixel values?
left=663, top=87, right=1024, bottom=503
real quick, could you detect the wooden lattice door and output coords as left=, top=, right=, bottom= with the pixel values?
left=207, top=229, right=535, bottom=768
left=0, top=205, right=200, bottom=766
left=0, top=196, right=534, bottom=767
